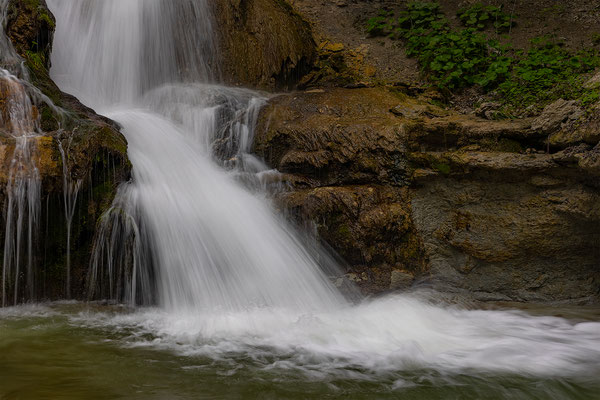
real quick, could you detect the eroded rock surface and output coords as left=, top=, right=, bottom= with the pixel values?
left=255, top=87, right=600, bottom=302
left=213, top=0, right=316, bottom=89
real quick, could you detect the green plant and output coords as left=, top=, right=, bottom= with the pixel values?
left=388, top=3, right=499, bottom=89
left=394, top=2, right=447, bottom=36
left=408, top=28, right=495, bottom=89
left=497, top=37, right=600, bottom=107
left=457, top=3, right=513, bottom=32
left=366, top=10, right=394, bottom=37
left=366, top=2, right=600, bottom=111
left=25, top=50, right=45, bottom=69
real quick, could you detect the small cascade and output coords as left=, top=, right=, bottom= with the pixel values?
left=1, top=0, right=73, bottom=305
left=49, top=0, right=348, bottom=311
left=0, top=0, right=28, bottom=78
left=57, top=135, right=82, bottom=298
left=0, top=70, right=41, bottom=306
left=88, top=187, right=152, bottom=305
left=49, top=0, right=216, bottom=108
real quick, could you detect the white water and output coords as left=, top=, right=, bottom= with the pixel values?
left=46, top=0, right=600, bottom=382
left=49, top=0, right=345, bottom=312
left=0, top=67, right=41, bottom=306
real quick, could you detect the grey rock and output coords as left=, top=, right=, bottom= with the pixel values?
left=531, top=99, right=584, bottom=133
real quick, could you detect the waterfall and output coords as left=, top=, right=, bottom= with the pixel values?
left=57, top=135, right=82, bottom=299
left=0, top=70, right=42, bottom=306
left=0, top=0, right=27, bottom=77
left=1, top=0, right=42, bottom=304
left=0, top=0, right=597, bottom=385
left=49, top=0, right=348, bottom=311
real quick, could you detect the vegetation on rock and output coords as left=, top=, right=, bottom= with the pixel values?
left=366, top=2, right=600, bottom=114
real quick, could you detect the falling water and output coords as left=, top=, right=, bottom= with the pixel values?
left=49, top=0, right=345, bottom=312
left=0, top=0, right=27, bottom=77
left=1, top=0, right=40, bottom=305
left=0, top=70, right=41, bottom=306
left=57, top=135, right=82, bottom=299
left=45, top=0, right=600, bottom=386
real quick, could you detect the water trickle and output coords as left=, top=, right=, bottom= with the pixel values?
left=57, top=134, right=82, bottom=298
left=0, top=0, right=27, bottom=77
left=0, top=70, right=42, bottom=306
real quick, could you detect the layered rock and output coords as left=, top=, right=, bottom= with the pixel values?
left=255, top=87, right=600, bottom=302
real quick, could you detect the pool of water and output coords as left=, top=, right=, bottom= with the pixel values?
left=1, top=295, right=599, bottom=400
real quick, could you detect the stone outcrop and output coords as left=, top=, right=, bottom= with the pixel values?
left=213, top=0, right=316, bottom=89
left=0, top=0, right=130, bottom=301
left=255, top=87, right=600, bottom=302
left=4, top=0, right=55, bottom=69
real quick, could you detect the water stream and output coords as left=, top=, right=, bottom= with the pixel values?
left=0, top=69, right=41, bottom=307
left=1, top=0, right=599, bottom=398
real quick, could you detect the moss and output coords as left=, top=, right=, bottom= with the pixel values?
left=335, top=223, right=353, bottom=242
left=37, top=9, right=55, bottom=29
left=99, top=126, right=129, bottom=157
left=432, top=161, right=451, bottom=175
left=479, top=137, right=523, bottom=153
left=25, top=50, right=45, bottom=69
left=39, top=104, right=59, bottom=132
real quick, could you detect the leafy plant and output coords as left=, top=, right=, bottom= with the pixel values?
left=394, top=2, right=447, bottom=36
left=25, top=50, right=45, bottom=69
left=457, top=3, right=513, bottom=33
left=366, top=10, right=394, bottom=37
left=497, top=37, right=600, bottom=108
left=365, top=2, right=600, bottom=111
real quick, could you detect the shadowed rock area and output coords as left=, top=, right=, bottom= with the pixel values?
left=214, top=0, right=316, bottom=89
left=0, top=0, right=130, bottom=301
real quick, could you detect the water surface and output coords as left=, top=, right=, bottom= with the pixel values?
left=2, top=296, right=599, bottom=399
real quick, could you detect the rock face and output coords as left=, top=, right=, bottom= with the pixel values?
left=4, top=0, right=55, bottom=69
left=213, top=0, right=316, bottom=89
left=255, top=87, right=600, bottom=302
left=0, top=0, right=130, bottom=301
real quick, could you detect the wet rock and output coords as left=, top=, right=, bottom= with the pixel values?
left=254, top=88, right=412, bottom=186
left=475, top=102, right=502, bottom=120
left=390, top=269, right=414, bottom=290
left=411, top=170, right=599, bottom=303
left=5, top=0, right=55, bottom=69
left=549, top=104, right=600, bottom=148
left=0, top=0, right=130, bottom=301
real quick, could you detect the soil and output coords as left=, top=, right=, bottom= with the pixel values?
left=289, top=0, right=600, bottom=89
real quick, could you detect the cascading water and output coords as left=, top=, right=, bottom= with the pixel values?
left=49, top=0, right=346, bottom=312
left=0, top=1, right=41, bottom=306
left=0, top=70, right=41, bottom=306
left=57, top=135, right=82, bottom=299
left=44, top=0, right=600, bottom=387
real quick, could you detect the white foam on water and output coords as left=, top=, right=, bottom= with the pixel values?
left=45, top=0, right=600, bottom=385
left=68, top=294, right=600, bottom=381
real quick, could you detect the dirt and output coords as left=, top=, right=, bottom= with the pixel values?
left=288, top=0, right=600, bottom=89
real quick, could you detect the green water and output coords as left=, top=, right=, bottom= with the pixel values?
left=1, top=303, right=599, bottom=400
